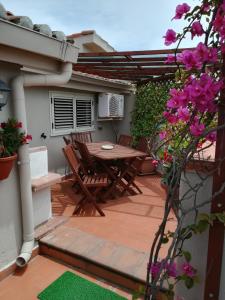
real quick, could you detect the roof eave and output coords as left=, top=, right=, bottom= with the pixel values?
left=0, top=19, right=79, bottom=64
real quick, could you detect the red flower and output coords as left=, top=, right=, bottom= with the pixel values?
left=26, top=134, right=32, bottom=141
left=16, top=122, right=22, bottom=128
left=1, top=122, right=6, bottom=129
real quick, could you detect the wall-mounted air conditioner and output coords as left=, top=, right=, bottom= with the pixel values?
left=98, top=93, right=124, bottom=118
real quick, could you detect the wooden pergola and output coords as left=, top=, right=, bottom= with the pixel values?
left=73, top=48, right=193, bottom=83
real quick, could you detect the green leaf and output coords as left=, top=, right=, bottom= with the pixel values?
left=185, top=277, right=194, bottom=289
left=215, top=213, right=225, bottom=224
left=182, top=250, right=192, bottom=262
left=197, top=220, right=209, bottom=233
left=184, top=232, right=193, bottom=240
left=162, top=236, right=169, bottom=244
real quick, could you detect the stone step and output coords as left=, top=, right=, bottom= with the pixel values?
left=39, top=226, right=148, bottom=291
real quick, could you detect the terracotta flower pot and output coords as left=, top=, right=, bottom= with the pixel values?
left=0, top=154, right=17, bottom=180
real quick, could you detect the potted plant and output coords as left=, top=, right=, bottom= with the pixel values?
left=0, top=118, right=32, bottom=180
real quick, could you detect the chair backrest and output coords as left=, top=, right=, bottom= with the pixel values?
left=62, top=144, right=80, bottom=174
left=62, top=145, right=93, bottom=197
left=136, top=137, right=151, bottom=154
left=71, top=132, right=92, bottom=144
left=118, top=134, right=133, bottom=147
left=63, top=136, right=71, bottom=145
left=75, top=140, right=95, bottom=171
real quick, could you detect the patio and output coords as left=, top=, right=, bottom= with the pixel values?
left=35, top=174, right=176, bottom=291
left=0, top=174, right=176, bottom=300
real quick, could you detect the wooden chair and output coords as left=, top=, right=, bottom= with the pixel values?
left=118, top=134, right=133, bottom=147
left=71, top=132, right=92, bottom=144
left=75, top=140, right=96, bottom=174
left=63, top=144, right=108, bottom=216
left=63, top=136, right=71, bottom=145
left=136, top=137, right=149, bottom=152
left=135, top=137, right=156, bottom=175
left=121, top=159, right=142, bottom=196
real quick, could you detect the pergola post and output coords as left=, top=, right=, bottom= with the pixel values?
left=204, top=58, right=225, bottom=300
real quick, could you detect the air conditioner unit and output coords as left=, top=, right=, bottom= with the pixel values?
left=98, top=93, right=124, bottom=118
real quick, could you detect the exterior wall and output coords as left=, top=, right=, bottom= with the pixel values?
left=25, top=87, right=116, bottom=174
left=116, top=93, right=135, bottom=140
left=0, top=62, right=23, bottom=270
left=0, top=61, right=134, bottom=269
left=176, top=170, right=212, bottom=300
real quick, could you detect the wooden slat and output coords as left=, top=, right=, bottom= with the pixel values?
left=78, top=48, right=193, bottom=57
left=77, top=61, right=176, bottom=67
left=78, top=57, right=169, bottom=63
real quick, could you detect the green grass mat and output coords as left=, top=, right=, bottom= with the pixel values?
left=38, top=271, right=127, bottom=300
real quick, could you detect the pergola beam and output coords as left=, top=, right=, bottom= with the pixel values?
left=73, top=48, right=193, bottom=82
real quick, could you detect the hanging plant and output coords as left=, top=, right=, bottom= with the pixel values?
left=0, top=118, right=32, bottom=180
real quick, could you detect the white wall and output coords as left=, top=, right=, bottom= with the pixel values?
left=0, top=62, right=23, bottom=270
left=116, top=93, right=136, bottom=139
left=25, top=87, right=117, bottom=174
left=0, top=61, right=134, bottom=269
left=176, top=170, right=212, bottom=300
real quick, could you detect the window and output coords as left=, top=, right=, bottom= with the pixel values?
left=50, top=92, right=94, bottom=136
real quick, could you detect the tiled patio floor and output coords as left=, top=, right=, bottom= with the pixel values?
left=51, top=175, right=176, bottom=255
left=39, top=175, right=176, bottom=290
left=0, top=255, right=132, bottom=300
left=0, top=175, right=177, bottom=300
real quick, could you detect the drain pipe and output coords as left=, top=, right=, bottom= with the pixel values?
left=12, top=62, right=73, bottom=267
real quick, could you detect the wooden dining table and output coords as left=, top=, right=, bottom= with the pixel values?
left=86, top=141, right=147, bottom=198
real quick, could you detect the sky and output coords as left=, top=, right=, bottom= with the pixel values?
left=5, top=0, right=199, bottom=51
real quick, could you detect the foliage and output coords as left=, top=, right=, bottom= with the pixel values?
left=145, top=1, right=225, bottom=299
left=0, top=118, right=32, bottom=158
left=131, top=81, right=175, bottom=144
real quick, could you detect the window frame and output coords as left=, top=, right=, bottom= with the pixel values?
left=50, top=91, right=95, bottom=137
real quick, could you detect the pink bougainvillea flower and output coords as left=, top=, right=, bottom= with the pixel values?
left=202, top=2, right=210, bottom=12
left=179, top=50, right=202, bottom=70
left=163, top=111, right=178, bottom=124
left=206, top=131, right=217, bottom=143
left=208, top=47, right=218, bottom=63
left=159, top=131, right=167, bottom=140
left=191, top=21, right=204, bottom=39
left=164, top=54, right=176, bottom=64
left=167, top=88, right=188, bottom=108
left=166, top=262, right=178, bottom=278
left=195, top=42, right=210, bottom=62
left=190, top=121, right=205, bottom=137
left=177, top=107, right=190, bottom=122
left=213, top=8, right=225, bottom=41
left=149, top=262, right=161, bottom=278
left=0, top=122, right=6, bottom=128
left=164, top=29, right=177, bottom=46
left=182, top=262, right=196, bottom=277
left=184, top=73, right=221, bottom=113
left=173, top=3, right=191, bottom=20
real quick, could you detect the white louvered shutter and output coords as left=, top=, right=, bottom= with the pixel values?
left=76, top=99, right=93, bottom=129
left=51, top=96, right=74, bottom=135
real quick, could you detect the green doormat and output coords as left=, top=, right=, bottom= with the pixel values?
left=38, top=271, right=127, bottom=300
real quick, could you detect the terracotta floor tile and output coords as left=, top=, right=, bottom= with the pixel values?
left=0, top=256, right=132, bottom=300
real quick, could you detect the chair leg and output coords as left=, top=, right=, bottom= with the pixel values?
left=88, top=194, right=105, bottom=216
left=121, top=178, right=136, bottom=196
left=132, top=181, right=142, bottom=194
left=73, top=195, right=86, bottom=215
